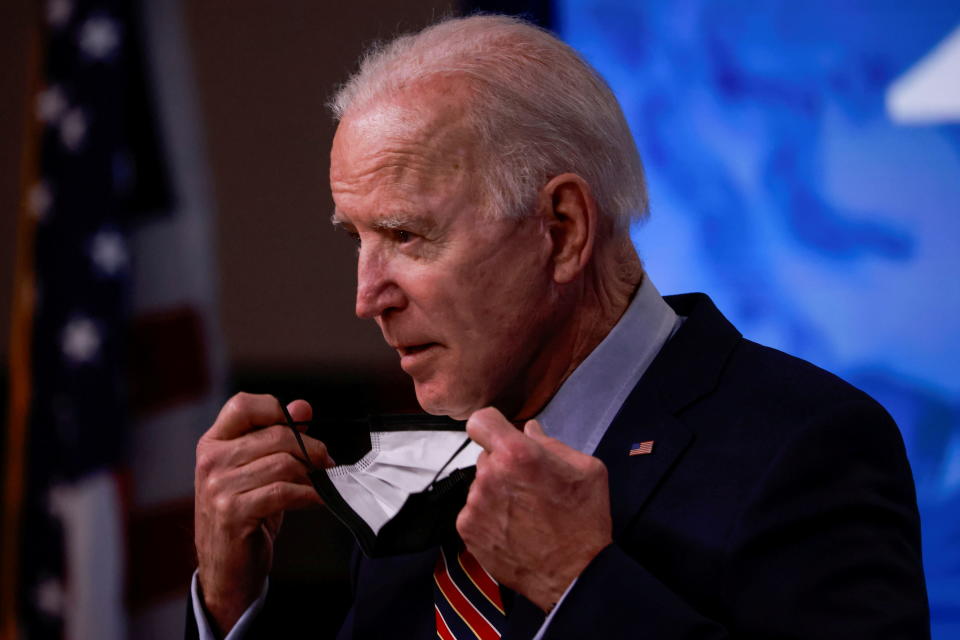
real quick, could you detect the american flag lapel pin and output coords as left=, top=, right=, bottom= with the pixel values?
left=629, top=440, right=655, bottom=456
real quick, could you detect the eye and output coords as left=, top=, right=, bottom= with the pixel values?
left=348, top=232, right=361, bottom=249
left=394, top=229, right=413, bottom=244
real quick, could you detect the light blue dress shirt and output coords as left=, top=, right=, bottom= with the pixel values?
left=193, top=276, right=679, bottom=640
left=530, top=277, right=679, bottom=638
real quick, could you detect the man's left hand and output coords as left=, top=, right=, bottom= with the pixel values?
left=457, top=407, right=613, bottom=612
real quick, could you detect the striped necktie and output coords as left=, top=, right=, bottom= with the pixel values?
left=434, top=541, right=507, bottom=639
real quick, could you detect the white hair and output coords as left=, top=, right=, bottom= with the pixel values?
left=330, top=15, right=648, bottom=232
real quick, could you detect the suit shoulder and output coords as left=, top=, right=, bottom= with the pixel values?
left=721, top=337, right=889, bottom=420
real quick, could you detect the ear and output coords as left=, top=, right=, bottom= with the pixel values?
left=538, top=173, right=598, bottom=284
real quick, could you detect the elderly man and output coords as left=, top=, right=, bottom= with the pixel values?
left=188, top=15, right=929, bottom=640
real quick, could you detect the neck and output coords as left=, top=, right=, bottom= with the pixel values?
left=507, top=235, right=644, bottom=421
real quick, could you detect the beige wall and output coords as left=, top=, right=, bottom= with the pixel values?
left=183, top=1, right=454, bottom=374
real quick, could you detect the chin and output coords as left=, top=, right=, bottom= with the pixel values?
left=413, top=381, right=480, bottom=420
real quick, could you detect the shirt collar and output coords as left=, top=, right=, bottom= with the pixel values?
left=536, top=276, right=680, bottom=455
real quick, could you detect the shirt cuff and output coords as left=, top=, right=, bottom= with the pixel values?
left=530, top=578, right=578, bottom=640
left=190, top=570, right=269, bottom=640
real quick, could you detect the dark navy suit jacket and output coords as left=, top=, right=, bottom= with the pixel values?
left=188, top=293, right=930, bottom=639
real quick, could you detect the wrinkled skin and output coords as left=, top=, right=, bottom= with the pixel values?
left=330, top=90, right=566, bottom=421
left=195, top=78, right=640, bottom=632
left=194, top=394, right=332, bottom=635
left=329, top=81, right=631, bottom=612
left=460, top=407, right=613, bottom=611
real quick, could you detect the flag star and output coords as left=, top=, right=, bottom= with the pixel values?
left=46, top=0, right=73, bottom=29
left=60, top=108, right=87, bottom=151
left=78, top=15, right=121, bottom=61
left=61, top=316, right=101, bottom=364
left=36, top=86, right=67, bottom=124
left=34, top=577, right=65, bottom=617
left=90, top=230, right=128, bottom=276
left=28, top=181, right=53, bottom=220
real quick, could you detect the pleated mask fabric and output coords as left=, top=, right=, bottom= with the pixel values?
left=277, top=400, right=480, bottom=557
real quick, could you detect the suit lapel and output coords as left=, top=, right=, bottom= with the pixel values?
left=350, top=295, right=742, bottom=638
left=595, top=398, right=693, bottom=536
left=595, top=293, right=741, bottom=536
left=499, top=405, right=694, bottom=639
left=502, top=295, right=741, bottom=636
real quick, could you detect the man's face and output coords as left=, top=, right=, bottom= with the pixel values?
left=330, top=91, right=557, bottom=419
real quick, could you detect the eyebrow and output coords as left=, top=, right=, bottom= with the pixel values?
left=331, top=209, right=433, bottom=233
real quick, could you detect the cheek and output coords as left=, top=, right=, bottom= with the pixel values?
left=419, top=230, right=551, bottom=382
left=459, top=238, right=547, bottom=313
left=455, top=272, right=551, bottom=374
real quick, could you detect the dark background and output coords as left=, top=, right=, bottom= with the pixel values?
left=0, top=0, right=549, bottom=636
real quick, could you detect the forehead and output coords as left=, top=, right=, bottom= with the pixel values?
left=329, top=83, right=482, bottom=218
left=332, top=105, right=472, bottom=164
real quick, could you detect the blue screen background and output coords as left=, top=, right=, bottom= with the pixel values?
left=557, top=2, right=960, bottom=636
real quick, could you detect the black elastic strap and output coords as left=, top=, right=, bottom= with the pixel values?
left=425, top=436, right=473, bottom=491
left=276, top=396, right=319, bottom=473
left=275, top=396, right=473, bottom=485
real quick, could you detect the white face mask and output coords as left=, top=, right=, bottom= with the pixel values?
left=280, top=403, right=479, bottom=557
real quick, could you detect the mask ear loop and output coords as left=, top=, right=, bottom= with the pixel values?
left=275, top=396, right=320, bottom=473
left=275, top=395, right=471, bottom=487
left=425, top=436, right=473, bottom=491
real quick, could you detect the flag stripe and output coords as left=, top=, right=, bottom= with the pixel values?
left=8, top=3, right=153, bottom=637
left=629, top=440, right=655, bottom=455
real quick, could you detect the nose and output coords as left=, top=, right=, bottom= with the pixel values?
left=355, top=243, right=406, bottom=319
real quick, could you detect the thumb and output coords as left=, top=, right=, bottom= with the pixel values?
left=524, top=420, right=583, bottom=462
left=523, top=419, right=548, bottom=440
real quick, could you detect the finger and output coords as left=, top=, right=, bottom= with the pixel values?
left=215, top=451, right=316, bottom=495
left=303, top=433, right=336, bottom=468
left=475, top=449, right=490, bottom=469
left=280, top=428, right=335, bottom=468
left=236, top=481, right=322, bottom=519
left=208, top=393, right=287, bottom=440
left=226, top=426, right=334, bottom=469
left=287, top=399, right=312, bottom=432
left=523, top=419, right=548, bottom=440
left=538, top=435, right=595, bottom=467
left=457, top=491, right=500, bottom=555
left=467, top=406, right=521, bottom=452
left=286, top=399, right=312, bottom=422
left=280, top=401, right=335, bottom=466
left=278, top=401, right=335, bottom=466
left=522, top=419, right=588, bottom=462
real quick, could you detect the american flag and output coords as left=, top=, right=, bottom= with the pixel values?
left=1, top=1, right=172, bottom=638
left=629, top=440, right=655, bottom=456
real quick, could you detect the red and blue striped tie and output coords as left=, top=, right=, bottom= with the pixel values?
left=433, top=542, right=507, bottom=639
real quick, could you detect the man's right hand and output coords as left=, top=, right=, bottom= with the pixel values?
left=194, top=393, right=334, bottom=636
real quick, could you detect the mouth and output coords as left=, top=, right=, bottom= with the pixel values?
left=397, top=342, right=439, bottom=357
left=396, top=342, right=441, bottom=372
